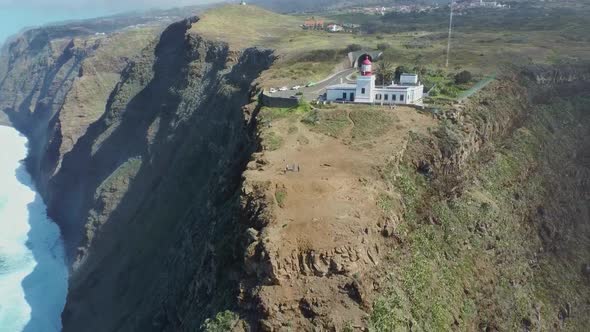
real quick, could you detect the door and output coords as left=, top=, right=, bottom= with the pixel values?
left=350, top=93, right=355, bottom=101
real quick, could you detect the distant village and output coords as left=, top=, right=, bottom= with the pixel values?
left=302, top=18, right=361, bottom=33
left=300, top=0, right=508, bottom=33
left=343, top=0, right=508, bottom=16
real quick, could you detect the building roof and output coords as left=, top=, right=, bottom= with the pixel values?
left=326, top=83, right=357, bottom=90
left=376, top=86, right=413, bottom=91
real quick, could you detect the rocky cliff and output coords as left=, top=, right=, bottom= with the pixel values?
left=0, top=14, right=274, bottom=331
left=235, top=66, right=590, bottom=331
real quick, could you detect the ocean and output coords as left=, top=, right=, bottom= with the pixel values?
left=0, top=126, right=67, bottom=332
left=0, top=6, right=113, bottom=47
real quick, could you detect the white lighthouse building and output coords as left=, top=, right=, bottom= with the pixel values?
left=325, top=55, right=424, bottom=105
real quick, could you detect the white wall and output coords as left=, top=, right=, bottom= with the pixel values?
left=400, top=74, right=418, bottom=85
left=373, top=86, right=423, bottom=104
left=326, top=89, right=356, bottom=101
left=355, top=75, right=375, bottom=103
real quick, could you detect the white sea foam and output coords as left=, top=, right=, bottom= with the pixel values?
left=0, top=126, right=67, bottom=332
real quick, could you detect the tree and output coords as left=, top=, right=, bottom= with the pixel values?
left=376, top=42, right=391, bottom=51
left=344, top=44, right=363, bottom=53
left=454, top=70, right=473, bottom=84
left=375, top=61, right=395, bottom=86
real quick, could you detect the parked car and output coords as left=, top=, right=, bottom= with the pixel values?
left=279, top=86, right=288, bottom=91
left=305, top=82, right=316, bottom=87
left=269, top=88, right=277, bottom=93
left=292, top=85, right=301, bottom=90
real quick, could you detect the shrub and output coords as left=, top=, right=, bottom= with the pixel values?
left=394, top=65, right=410, bottom=82
left=454, top=70, right=473, bottom=84
left=202, top=311, right=239, bottom=332
left=345, top=44, right=363, bottom=53
left=297, top=49, right=339, bottom=62
left=275, top=189, right=287, bottom=208
left=440, top=85, right=460, bottom=98
left=376, top=42, right=391, bottom=51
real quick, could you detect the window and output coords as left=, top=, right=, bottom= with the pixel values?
left=376, top=94, right=382, bottom=100
left=400, top=95, right=404, bottom=101
left=343, top=92, right=347, bottom=100
left=361, top=88, right=366, bottom=94
left=392, top=94, right=397, bottom=101
left=384, top=94, right=389, bottom=101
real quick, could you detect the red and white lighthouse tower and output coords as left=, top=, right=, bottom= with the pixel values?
left=355, top=55, right=376, bottom=103
left=360, top=56, right=373, bottom=76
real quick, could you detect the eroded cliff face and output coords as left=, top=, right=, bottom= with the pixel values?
left=236, top=68, right=590, bottom=331
left=0, top=15, right=275, bottom=331
left=0, top=19, right=162, bottom=194
left=54, top=18, right=274, bottom=331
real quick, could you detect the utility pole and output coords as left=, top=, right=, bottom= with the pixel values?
left=445, top=0, right=454, bottom=68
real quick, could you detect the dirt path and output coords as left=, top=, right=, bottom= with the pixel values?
left=243, top=105, right=438, bottom=329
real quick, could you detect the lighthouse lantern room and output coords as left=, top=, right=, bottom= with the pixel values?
left=360, top=56, right=372, bottom=76
left=354, top=56, right=376, bottom=103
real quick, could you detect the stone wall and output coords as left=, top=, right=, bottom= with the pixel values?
left=260, top=92, right=300, bottom=108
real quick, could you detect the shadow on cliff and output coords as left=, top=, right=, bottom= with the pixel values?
left=53, top=16, right=274, bottom=331
left=15, top=163, right=67, bottom=332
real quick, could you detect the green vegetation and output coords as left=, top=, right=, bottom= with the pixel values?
left=190, top=5, right=300, bottom=49
left=377, top=193, right=396, bottom=215
left=343, top=320, right=355, bottom=332
left=349, top=108, right=396, bottom=142
left=375, top=61, right=394, bottom=86
left=303, top=108, right=349, bottom=138
left=345, top=44, right=363, bottom=53
left=376, top=42, right=391, bottom=51
left=202, top=310, right=239, bottom=332
left=275, top=188, right=287, bottom=208
left=370, top=97, right=590, bottom=331
left=302, top=106, right=397, bottom=143
left=454, top=70, right=473, bottom=84
left=260, top=101, right=312, bottom=121
left=262, top=131, right=283, bottom=151
left=193, top=2, right=590, bottom=88
left=420, top=69, right=474, bottom=100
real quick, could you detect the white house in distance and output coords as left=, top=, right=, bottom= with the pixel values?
left=325, top=56, right=424, bottom=105
left=327, top=24, right=344, bottom=32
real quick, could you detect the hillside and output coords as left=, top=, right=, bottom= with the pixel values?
left=244, top=67, right=590, bottom=330
left=0, top=3, right=588, bottom=332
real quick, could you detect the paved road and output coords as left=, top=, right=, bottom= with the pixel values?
left=269, top=68, right=356, bottom=101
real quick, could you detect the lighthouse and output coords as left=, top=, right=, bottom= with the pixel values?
left=360, top=56, right=372, bottom=76
left=355, top=56, right=376, bottom=103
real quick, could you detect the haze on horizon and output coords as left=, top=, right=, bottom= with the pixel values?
left=0, top=0, right=224, bottom=45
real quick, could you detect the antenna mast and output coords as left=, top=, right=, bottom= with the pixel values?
left=445, top=0, right=454, bottom=67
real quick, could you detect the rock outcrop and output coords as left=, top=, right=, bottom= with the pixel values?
left=0, top=14, right=275, bottom=331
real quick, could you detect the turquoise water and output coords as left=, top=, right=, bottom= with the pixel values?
left=0, top=126, right=68, bottom=332
left=0, top=6, right=113, bottom=46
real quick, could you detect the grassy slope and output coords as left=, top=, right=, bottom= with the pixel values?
left=195, top=4, right=590, bottom=329
left=191, top=5, right=365, bottom=86
left=370, top=96, right=590, bottom=331
left=191, top=3, right=590, bottom=89
left=58, top=28, right=159, bottom=156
